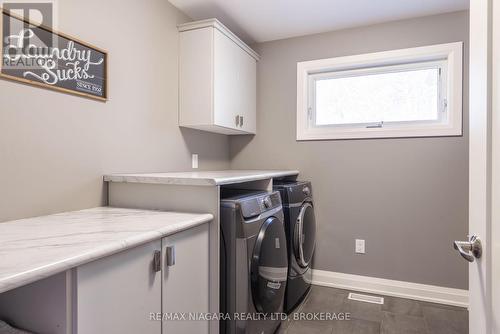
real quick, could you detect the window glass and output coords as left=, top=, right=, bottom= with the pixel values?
left=314, top=68, right=440, bottom=126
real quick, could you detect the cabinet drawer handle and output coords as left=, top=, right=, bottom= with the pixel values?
left=153, top=250, right=161, bottom=272
left=166, top=246, right=176, bottom=266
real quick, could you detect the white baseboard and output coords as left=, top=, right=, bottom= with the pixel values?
left=311, top=269, right=469, bottom=308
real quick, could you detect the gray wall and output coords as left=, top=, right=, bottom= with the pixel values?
left=0, top=0, right=229, bottom=222
left=230, top=11, right=469, bottom=289
left=0, top=3, right=469, bottom=290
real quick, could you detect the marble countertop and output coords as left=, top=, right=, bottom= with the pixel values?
left=0, top=207, right=213, bottom=294
left=103, top=170, right=299, bottom=186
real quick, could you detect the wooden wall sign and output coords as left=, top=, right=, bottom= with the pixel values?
left=1, top=10, right=107, bottom=101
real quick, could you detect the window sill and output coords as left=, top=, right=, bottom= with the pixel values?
left=296, top=125, right=463, bottom=141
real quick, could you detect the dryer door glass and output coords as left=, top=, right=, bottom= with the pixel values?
left=294, top=203, right=316, bottom=268
left=251, top=217, right=288, bottom=313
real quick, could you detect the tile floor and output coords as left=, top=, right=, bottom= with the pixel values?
left=278, top=286, right=468, bottom=334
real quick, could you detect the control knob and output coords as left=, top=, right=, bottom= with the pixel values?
left=262, top=197, right=272, bottom=209
left=303, top=186, right=311, bottom=196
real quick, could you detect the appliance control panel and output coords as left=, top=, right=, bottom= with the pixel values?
left=255, top=192, right=281, bottom=214
left=262, top=196, right=272, bottom=209
left=236, top=191, right=282, bottom=218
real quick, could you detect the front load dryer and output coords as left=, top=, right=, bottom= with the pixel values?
left=273, top=180, right=317, bottom=314
left=220, top=190, right=288, bottom=334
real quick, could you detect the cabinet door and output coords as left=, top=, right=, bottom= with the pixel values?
left=213, top=29, right=242, bottom=131
left=76, top=241, right=162, bottom=334
left=237, top=50, right=257, bottom=134
left=162, top=224, right=210, bottom=334
left=179, top=27, right=214, bottom=128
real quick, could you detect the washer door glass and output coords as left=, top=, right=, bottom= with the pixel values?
left=294, top=202, right=316, bottom=268
left=251, top=217, right=288, bottom=314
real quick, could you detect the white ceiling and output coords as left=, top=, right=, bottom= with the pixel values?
left=169, top=0, right=469, bottom=44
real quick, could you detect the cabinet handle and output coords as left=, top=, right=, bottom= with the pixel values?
left=166, top=246, right=176, bottom=266
left=240, top=116, right=244, bottom=127
left=235, top=115, right=240, bottom=127
left=153, top=250, right=161, bottom=272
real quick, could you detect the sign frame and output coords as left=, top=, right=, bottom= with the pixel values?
left=0, top=9, right=108, bottom=101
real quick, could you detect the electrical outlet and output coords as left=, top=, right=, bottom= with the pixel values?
left=355, top=239, right=365, bottom=254
left=192, top=154, right=199, bottom=169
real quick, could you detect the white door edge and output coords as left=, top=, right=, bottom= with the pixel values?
left=469, top=0, right=494, bottom=332
left=491, top=0, right=500, bottom=333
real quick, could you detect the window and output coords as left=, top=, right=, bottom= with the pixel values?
left=296, top=43, right=463, bottom=140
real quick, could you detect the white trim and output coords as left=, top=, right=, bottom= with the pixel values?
left=492, top=0, right=500, bottom=331
left=178, top=18, right=260, bottom=60
left=297, top=42, right=463, bottom=140
left=311, top=269, right=469, bottom=308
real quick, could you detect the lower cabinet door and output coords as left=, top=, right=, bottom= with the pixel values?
left=75, top=241, right=162, bottom=334
left=162, top=224, right=210, bottom=334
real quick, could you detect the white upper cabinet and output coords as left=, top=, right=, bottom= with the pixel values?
left=179, top=19, right=259, bottom=135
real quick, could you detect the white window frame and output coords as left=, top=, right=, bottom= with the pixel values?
left=296, top=42, right=463, bottom=140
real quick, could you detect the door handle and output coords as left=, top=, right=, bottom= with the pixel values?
left=153, top=250, right=162, bottom=272
left=453, top=235, right=482, bottom=262
left=166, top=246, right=176, bottom=266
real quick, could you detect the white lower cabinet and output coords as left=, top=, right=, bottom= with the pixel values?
left=75, top=224, right=209, bottom=334
left=162, top=224, right=210, bottom=334
left=75, top=241, right=162, bottom=334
